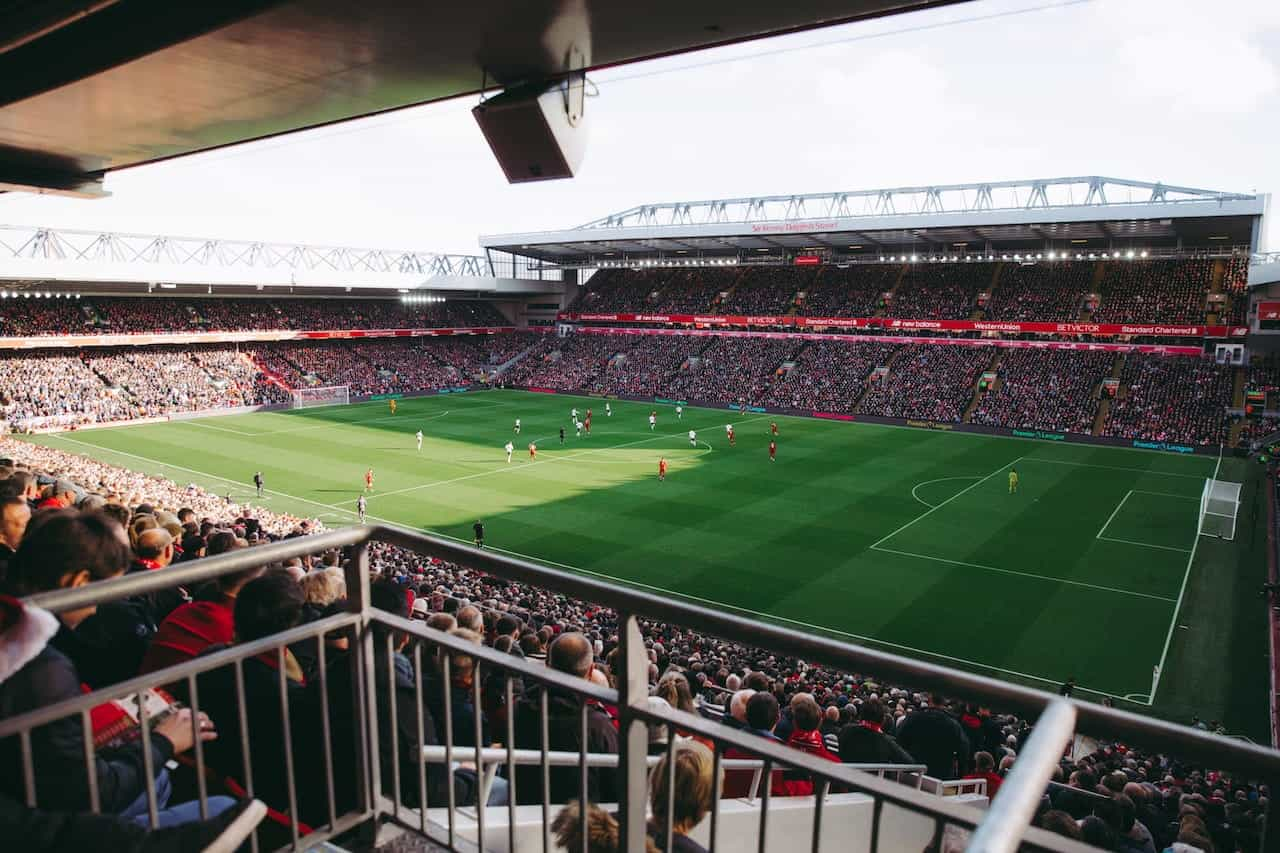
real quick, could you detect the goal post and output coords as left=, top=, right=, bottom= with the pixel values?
left=291, top=385, right=351, bottom=409
left=1198, top=477, right=1241, bottom=540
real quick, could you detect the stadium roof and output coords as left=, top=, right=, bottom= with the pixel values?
left=0, top=0, right=964, bottom=197
left=480, top=176, right=1268, bottom=266
left=0, top=225, right=562, bottom=296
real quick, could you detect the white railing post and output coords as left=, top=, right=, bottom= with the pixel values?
left=615, top=612, right=651, bottom=851
left=967, top=698, right=1077, bottom=853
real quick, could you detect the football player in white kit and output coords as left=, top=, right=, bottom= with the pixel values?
left=688, top=429, right=697, bottom=447
left=415, top=430, right=423, bottom=451
left=648, top=412, right=657, bottom=431
left=513, top=418, right=521, bottom=434
left=504, top=440, right=514, bottom=463
left=676, top=405, right=683, bottom=420
left=605, top=402, right=612, bottom=417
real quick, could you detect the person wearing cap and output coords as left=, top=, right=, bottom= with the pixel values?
left=410, top=597, right=431, bottom=620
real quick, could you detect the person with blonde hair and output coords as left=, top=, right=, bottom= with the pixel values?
left=648, top=740, right=718, bottom=852
left=299, top=567, right=346, bottom=608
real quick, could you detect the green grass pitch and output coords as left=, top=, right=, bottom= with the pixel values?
left=20, top=389, right=1269, bottom=735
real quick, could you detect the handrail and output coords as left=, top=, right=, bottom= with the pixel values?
left=12, top=524, right=1280, bottom=852
left=23, top=523, right=1280, bottom=780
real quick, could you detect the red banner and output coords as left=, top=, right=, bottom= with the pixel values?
left=1260, top=302, right=1280, bottom=322
left=559, top=312, right=1244, bottom=338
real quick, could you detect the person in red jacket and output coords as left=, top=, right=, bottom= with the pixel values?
left=138, top=563, right=265, bottom=676
left=781, top=696, right=840, bottom=795
left=963, top=750, right=1003, bottom=799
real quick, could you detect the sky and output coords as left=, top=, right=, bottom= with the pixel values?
left=0, top=0, right=1277, bottom=256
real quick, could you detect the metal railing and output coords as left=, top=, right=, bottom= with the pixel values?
left=5, top=524, right=1279, bottom=853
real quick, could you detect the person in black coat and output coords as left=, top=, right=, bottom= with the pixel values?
left=837, top=698, right=916, bottom=766
left=316, top=579, right=446, bottom=821
left=194, top=571, right=319, bottom=819
left=512, top=632, right=619, bottom=805
left=0, top=513, right=228, bottom=824
left=894, top=694, right=971, bottom=780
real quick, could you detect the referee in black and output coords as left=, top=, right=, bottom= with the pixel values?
left=253, top=471, right=264, bottom=498
left=473, top=519, right=485, bottom=548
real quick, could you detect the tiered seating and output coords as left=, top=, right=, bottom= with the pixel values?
left=1092, top=260, right=1213, bottom=324
left=759, top=340, right=900, bottom=412
left=571, top=269, right=671, bottom=312
left=886, top=264, right=989, bottom=320
left=984, top=263, right=1093, bottom=321
left=719, top=267, right=815, bottom=315
left=0, top=297, right=508, bottom=335
left=970, top=349, right=1113, bottom=434
left=797, top=265, right=897, bottom=317
left=1101, top=354, right=1233, bottom=446
left=855, top=345, right=993, bottom=421
left=657, top=269, right=739, bottom=313
left=666, top=337, right=805, bottom=404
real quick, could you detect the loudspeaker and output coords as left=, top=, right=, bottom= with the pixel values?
left=472, top=80, right=588, bottom=183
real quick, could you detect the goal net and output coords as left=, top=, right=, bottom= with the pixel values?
left=1199, top=477, right=1242, bottom=540
left=291, top=385, right=350, bottom=409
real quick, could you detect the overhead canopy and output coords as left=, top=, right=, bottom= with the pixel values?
left=480, top=177, right=1267, bottom=265
left=0, top=0, right=961, bottom=196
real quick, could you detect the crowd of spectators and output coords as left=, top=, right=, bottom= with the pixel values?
left=0, top=354, right=135, bottom=430
left=0, top=297, right=508, bottom=337
left=884, top=264, right=990, bottom=320
left=759, top=340, right=900, bottom=413
left=1092, top=260, right=1214, bottom=325
left=971, top=349, right=1114, bottom=434
left=0, top=299, right=93, bottom=337
left=983, top=262, right=1093, bottom=322
left=1216, top=257, right=1250, bottom=325
left=571, top=270, right=671, bottom=313
left=718, top=267, right=814, bottom=315
left=666, top=338, right=804, bottom=405
left=856, top=345, right=995, bottom=422
left=85, top=349, right=275, bottom=417
left=798, top=265, right=896, bottom=318
left=504, top=334, right=709, bottom=398
left=566, top=258, right=1235, bottom=331
left=1101, top=354, right=1233, bottom=446
left=0, top=336, right=536, bottom=430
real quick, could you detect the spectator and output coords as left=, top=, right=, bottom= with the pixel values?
left=894, top=694, right=970, bottom=780
left=648, top=741, right=718, bottom=852
left=837, top=698, right=915, bottom=765
left=0, top=517, right=233, bottom=826
left=963, top=751, right=1003, bottom=799
left=194, top=571, right=313, bottom=816
left=513, top=632, right=619, bottom=805
left=138, top=561, right=266, bottom=677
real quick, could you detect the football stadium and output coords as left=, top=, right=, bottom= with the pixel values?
left=0, top=3, right=1278, bottom=853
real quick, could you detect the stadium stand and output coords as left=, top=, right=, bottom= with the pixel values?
left=1091, top=259, right=1214, bottom=324
left=758, top=340, right=900, bottom=413
left=719, top=267, right=814, bottom=315
left=0, top=328, right=1239, bottom=446
left=983, top=262, right=1094, bottom=321
left=797, top=265, right=897, bottom=318
left=666, top=337, right=805, bottom=405
left=970, top=349, right=1114, bottom=434
left=1100, top=353, right=1234, bottom=446
left=855, top=344, right=994, bottom=422
left=0, top=297, right=508, bottom=336
left=875, top=264, right=990, bottom=321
